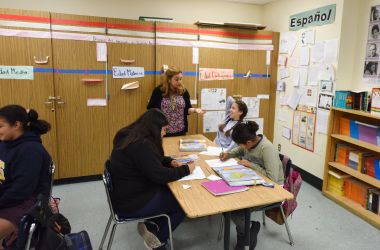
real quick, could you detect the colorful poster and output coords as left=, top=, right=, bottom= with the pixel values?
left=112, top=67, right=144, bottom=78
left=0, top=66, right=33, bottom=80
left=292, top=108, right=316, bottom=152
left=199, top=68, right=234, bottom=81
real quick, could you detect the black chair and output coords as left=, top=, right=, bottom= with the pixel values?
left=99, top=160, right=174, bottom=250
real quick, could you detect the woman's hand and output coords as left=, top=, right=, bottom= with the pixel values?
left=238, top=159, right=253, bottom=168
left=219, top=153, right=230, bottom=161
left=193, top=108, right=206, bottom=114
left=170, top=160, right=182, bottom=168
left=187, top=163, right=195, bottom=173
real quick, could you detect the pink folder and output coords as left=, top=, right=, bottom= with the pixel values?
left=201, top=179, right=249, bottom=196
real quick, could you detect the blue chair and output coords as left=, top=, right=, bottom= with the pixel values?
left=99, top=160, right=174, bottom=250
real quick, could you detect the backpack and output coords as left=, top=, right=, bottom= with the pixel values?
left=265, top=154, right=302, bottom=225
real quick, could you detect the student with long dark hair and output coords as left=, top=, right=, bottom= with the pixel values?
left=147, top=67, right=204, bottom=137
left=214, top=97, right=248, bottom=151
left=220, top=121, right=284, bottom=250
left=110, top=108, right=195, bottom=250
left=0, top=105, right=52, bottom=246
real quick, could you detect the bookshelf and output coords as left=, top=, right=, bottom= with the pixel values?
left=323, top=107, right=380, bottom=229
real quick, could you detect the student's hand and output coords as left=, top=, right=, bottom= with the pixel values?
left=187, top=163, right=196, bottom=173
left=238, top=159, right=253, bottom=168
left=219, top=153, right=230, bottom=161
left=170, top=160, right=182, bottom=168
left=194, top=108, right=206, bottom=114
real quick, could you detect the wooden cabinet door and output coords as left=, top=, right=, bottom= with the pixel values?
left=0, top=9, right=58, bottom=174
left=51, top=13, right=109, bottom=178
left=106, top=18, right=156, bottom=144
left=155, top=22, right=199, bottom=135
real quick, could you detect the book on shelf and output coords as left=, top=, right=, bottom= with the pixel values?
left=371, top=88, right=380, bottom=116
left=179, top=139, right=207, bottom=152
left=201, top=179, right=249, bottom=196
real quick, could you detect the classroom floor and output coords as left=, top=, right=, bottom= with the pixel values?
left=52, top=181, right=380, bottom=250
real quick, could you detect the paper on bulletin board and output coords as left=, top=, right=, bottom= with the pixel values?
left=279, top=32, right=297, bottom=55
left=203, top=111, right=225, bottom=132
left=324, top=39, right=338, bottom=63
left=199, top=68, right=234, bottom=81
left=291, top=70, right=300, bottom=87
left=316, top=109, right=330, bottom=134
left=299, top=87, right=318, bottom=107
left=201, top=88, right=226, bottom=110
left=278, top=55, right=287, bottom=66
left=112, top=67, right=144, bottom=78
left=308, top=65, right=320, bottom=86
left=288, top=57, right=299, bottom=67
left=311, top=41, right=325, bottom=62
left=300, top=46, right=310, bottom=66
left=286, top=90, right=302, bottom=110
left=245, top=117, right=264, bottom=135
left=299, top=67, right=308, bottom=86
left=242, top=97, right=260, bottom=118
left=96, top=43, right=107, bottom=62
left=279, top=67, right=290, bottom=79
left=300, top=29, right=315, bottom=46
left=318, top=64, right=335, bottom=81
left=282, top=126, right=291, bottom=140
left=0, top=66, right=33, bottom=80
left=277, top=107, right=289, bottom=122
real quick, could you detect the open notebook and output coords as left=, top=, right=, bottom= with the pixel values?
left=201, top=179, right=249, bottom=196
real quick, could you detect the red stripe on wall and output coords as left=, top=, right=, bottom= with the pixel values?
left=107, top=23, right=155, bottom=31
left=51, top=18, right=106, bottom=27
left=0, top=13, right=50, bottom=23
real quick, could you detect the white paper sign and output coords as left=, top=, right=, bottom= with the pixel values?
left=87, top=98, right=107, bottom=106
left=203, top=111, right=225, bottom=132
left=201, top=88, right=226, bottom=110
left=192, top=47, right=199, bottom=64
left=282, top=126, right=292, bottom=140
left=112, top=67, right=145, bottom=78
left=242, top=97, right=260, bottom=118
left=96, top=43, right=107, bottom=62
left=0, top=66, right=33, bottom=80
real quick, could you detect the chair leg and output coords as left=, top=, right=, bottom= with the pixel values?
left=217, top=215, right=224, bottom=241
left=262, top=211, right=266, bottom=226
left=99, top=215, right=112, bottom=250
left=279, top=206, right=294, bottom=246
left=165, top=215, right=174, bottom=250
left=107, top=223, right=118, bottom=250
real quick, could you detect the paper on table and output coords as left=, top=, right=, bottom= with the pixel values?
left=300, top=47, right=310, bottom=66
left=199, top=146, right=224, bottom=156
left=324, top=39, right=338, bottom=63
left=286, top=90, right=302, bottom=110
left=182, top=184, right=191, bottom=189
left=311, top=41, right=325, bottom=62
left=207, top=174, right=222, bottom=181
left=205, top=158, right=238, bottom=169
left=316, top=109, right=330, bottom=134
left=178, top=166, right=206, bottom=181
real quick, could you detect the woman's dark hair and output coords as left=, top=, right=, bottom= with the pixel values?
left=113, top=108, right=169, bottom=156
left=219, top=100, right=248, bottom=137
left=0, top=104, right=51, bottom=135
left=231, top=121, right=259, bottom=144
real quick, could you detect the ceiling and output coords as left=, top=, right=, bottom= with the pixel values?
left=225, top=0, right=279, bottom=5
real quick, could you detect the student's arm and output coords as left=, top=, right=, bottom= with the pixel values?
left=228, top=146, right=245, bottom=158
left=224, top=96, right=235, bottom=122
left=226, top=140, right=238, bottom=152
left=162, top=156, right=174, bottom=167
left=134, top=142, right=190, bottom=184
left=0, top=146, right=43, bottom=209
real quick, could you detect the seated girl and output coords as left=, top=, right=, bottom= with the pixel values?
left=214, top=96, right=248, bottom=151
left=110, top=108, right=194, bottom=250
left=0, top=105, right=52, bottom=247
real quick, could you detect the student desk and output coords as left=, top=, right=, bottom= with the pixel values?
left=163, top=134, right=294, bottom=250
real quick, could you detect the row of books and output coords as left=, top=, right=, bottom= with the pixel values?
left=339, top=117, right=380, bottom=146
left=335, top=143, right=380, bottom=179
left=334, top=90, right=369, bottom=111
left=328, top=170, right=380, bottom=215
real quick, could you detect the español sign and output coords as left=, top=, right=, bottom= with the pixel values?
left=289, top=4, right=336, bottom=31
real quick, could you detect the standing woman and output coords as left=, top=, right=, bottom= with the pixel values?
left=0, top=105, right=52, bottom=245
left=110, top=109, right=195, bottom=250
left=214, top=97, right=248, bottom=151
left=147, top=67, right=204, bottom=137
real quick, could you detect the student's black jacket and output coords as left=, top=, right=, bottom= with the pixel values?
left=110, top=138, right=190, bottom=213
left=0, top=130, right=51, bottom=209
left=147, top=85, right=192, bottom=133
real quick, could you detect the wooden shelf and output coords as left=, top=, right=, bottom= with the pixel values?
left=332, top=107, right=380, bottom=121
left=323, top=191, right=380, bottom=229
left=328, top=162, right=380, bottom=188
left=331, top=134, right=380, bottom=154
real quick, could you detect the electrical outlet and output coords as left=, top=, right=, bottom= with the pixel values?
left=278, top=144, right=281, bottom=152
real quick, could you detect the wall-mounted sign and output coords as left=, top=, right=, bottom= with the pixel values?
left=0, top=66, right=33, bottom=80
left=112, top=67, right=144, bottom=78
left=289, top=4, right=336, bottom=31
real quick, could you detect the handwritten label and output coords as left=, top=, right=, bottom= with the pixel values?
left=0, top=66, right=33, bottom=80
left=199, top=68, right=234, bottom=81
left=112, top=67, right=145, bottom=78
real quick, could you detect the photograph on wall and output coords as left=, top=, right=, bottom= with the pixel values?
left=318, top=93, right=334, bottom=110
left=320, top=80, right=333, bottom=93
left=366, top=42, right=380, bottom=59
left=364, top=5, right=380, bottom=84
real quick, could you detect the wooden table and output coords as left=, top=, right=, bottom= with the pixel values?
left=164, top=134, right=294, bottom=249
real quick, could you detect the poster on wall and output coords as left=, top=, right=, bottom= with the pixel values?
left=292, top=107, right=316, bottom=152
left=363, top=5, right=380, bottom=84
left=201, top=88, right=226, bottom=110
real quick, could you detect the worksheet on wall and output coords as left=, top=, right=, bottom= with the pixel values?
left=242, top=97, right=260, bottom=118
left=201, top=88, right=226, bottom=110
left=203, top=111, right=225, bottom=133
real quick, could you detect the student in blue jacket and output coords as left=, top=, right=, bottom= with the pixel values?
left=110, top=108, right=195, bottom=250
left=0, top=105, right=52, bottom=245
